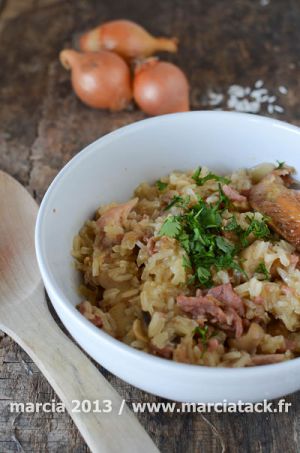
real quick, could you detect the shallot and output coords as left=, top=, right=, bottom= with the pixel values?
left=59, top=49, right=132, bottom=110
left=133, top=58, right=189, bottom=115
left=79, top=19, right=178, bottom=59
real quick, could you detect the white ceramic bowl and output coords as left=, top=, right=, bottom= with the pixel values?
left=36, top=111, right=300, bottom=403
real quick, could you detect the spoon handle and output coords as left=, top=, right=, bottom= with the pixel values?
left=2, top=284, right=159, bottom=453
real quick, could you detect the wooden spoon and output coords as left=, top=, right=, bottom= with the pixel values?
left=0, top=171, right=158, bottom=453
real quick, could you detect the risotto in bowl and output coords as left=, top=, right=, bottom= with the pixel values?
left=73, top=162, right=300, bottom=368
left=36, top=111, right=300, bottom=402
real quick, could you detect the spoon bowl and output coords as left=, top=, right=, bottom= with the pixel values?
left=0, top=172, right=39, bottom=310
left=0, top=171, right=158, bottom=453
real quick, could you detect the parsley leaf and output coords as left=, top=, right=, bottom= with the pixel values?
left=159, top=216, right=181, bottom=238
left=165, top=195, right=183, bottom=210
left=197, top=267, right=212, bottom=286
left=241, top=216, right=270, bottom=247
left=224, top=214, right=270, bottom=247
left=192, top=166, right=230, bottom=186
left=165, top=195, right=190, bottom=211
left=255, top=262, right=270, bottom=280
left=216, top=183, right=230, bottom=210
left=216, top=236, right=235, bottom=254
left=224, top=216, right=243, bottom=234
left=182, top=254, right=191, bottom=269
left=156, top=180, right=168, bottom=191
left=195, top=202, right=222, bottom=228
left=193, top=325, right=209, bottom=345
left=276, top=160, right=285, bottom=169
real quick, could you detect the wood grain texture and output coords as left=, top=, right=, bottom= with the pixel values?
left=1, top=0, right=300, bottom=451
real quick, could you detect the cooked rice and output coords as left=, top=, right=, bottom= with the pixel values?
left=72, top=163, right=300, bottom=367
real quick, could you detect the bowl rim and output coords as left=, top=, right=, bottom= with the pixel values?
left=35, top=110, right=300, bottom=376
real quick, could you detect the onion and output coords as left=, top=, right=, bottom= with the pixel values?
left=59, top=49, right=132, bottom=110
left=133, top=58, right=189, bottom=116
left=79, top=19, right=178, bottom=59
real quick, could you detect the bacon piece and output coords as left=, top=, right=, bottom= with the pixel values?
left=97, top=198, right=138, bottom=245
left=225, top=307, right=243, bottom=338
left=207, top=283, right=245, bottom=316
left=146, top=237, right=158, bottom=256
left=78, top=301, right=103, bottom=327
left=150, top=344, right=173, bottom=359
left=177, top=294, right=243, bottom=338
left=253, top=296, right=265, bottom=305
left=250, top=354, right=286, bottom=366
left=222, top=184, right=247, bottom=202
left=207, top=338, right=219, bottom=352
left=92, top=315, right=103, bottom=327
left=240, top=188, right=251, bottom=197
left=177, top=294, right=227, bottom=321
left=97, top=198, right=138, bottom=230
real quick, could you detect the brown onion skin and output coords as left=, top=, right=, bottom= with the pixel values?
left=79, top=19, right=178, bottom=59
left=133, top=59, right=190, bottom=116
left=59, top=49, right=132, bottom=110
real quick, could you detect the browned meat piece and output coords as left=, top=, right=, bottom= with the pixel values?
left=150, top=344, right=173, bottom=359
left=222, top=184, right=247, bottom=202
left=177, top=293, right=243, bottom=337
left=96, top=198, right=138, bottom=245
left=224, top=307, right=243, bottom=338
left=177, top=294, right=226, bottom=320
left=207, top=283, right=245, bottom=316
left=249, top=173, right=300, bottom=250
left=78, top=301, right=103, bottom=327
left=250, top=354, right=286, bottom=366
left=97, top=198, right=138, bottom=230
left=207, top=338, right=219, bottom=352
left=146, top=236, right=158, bottom=255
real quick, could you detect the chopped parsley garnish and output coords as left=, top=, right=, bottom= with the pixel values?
left=225, top=214, right=270, bottom=247
left=216, top=236, right=235, bottom=254
left=193, top=326, right=217, bottom=355
left=164, top=195, right=190, bottom=211
left=192, top=166, right=230, bottom=186
left=182, top=255, right=191, bottom=269
left=255, top=262, right=270, bottom=280
left=159, top=195, right=243, bottom=286
left=156, top=180, right=168, bottom=191
left=240, top=216, right=271, bottom=247
left=193, top=325, right=209, bottom=345
left=224, top=216, right=243, bottom=234
left=159, top=216, right=181, bottom=238
left=276, top=160, right=285, bottom=169
left=216, top=184, right=230, bottom=210
left=159, top=193, right=270, bottom=287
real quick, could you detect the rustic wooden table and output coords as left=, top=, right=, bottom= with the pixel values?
left=1, top=0, right=300, bottom=451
